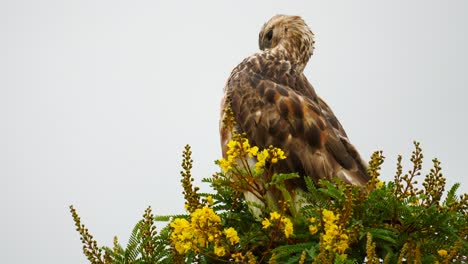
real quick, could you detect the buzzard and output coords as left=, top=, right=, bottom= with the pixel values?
left=220, top=15, right=369, bottom=207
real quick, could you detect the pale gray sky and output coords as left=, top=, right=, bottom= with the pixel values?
left=1, top=1, right=467, bottom=263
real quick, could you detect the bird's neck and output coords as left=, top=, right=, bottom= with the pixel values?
left=271, top=39, right=313, bottom=73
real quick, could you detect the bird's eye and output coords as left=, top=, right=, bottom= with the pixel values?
left=265, top=29, right=273, bottom=42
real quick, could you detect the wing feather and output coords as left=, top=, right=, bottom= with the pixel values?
left=223, top=61, right=369, bottom=186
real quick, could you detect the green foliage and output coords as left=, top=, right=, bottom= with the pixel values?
left=70, top=142, right=468, bottom=263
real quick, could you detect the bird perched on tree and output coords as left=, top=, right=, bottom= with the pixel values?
left=220, top=15, right=369, bottom=208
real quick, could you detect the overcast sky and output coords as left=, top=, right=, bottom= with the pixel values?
left=1, top=1, right=467, bottom=263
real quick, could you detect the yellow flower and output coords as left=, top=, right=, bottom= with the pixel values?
left=270, top=148, right=286, bottom=164
left=323, top=231, right=335, bottom=250
left=438, top=249, right=448, bottom=257
left=242, top=139, right=251, bottom=150
left=309, top=225, right=318, bottom=235
left=173, top=240, right=192, bottom=255
left=170, top=206, right=228, bottom=256
left=227, top=139, right=238, bottom=152
left=255, top=150, right=269, bottom=172
left=320, top=209, right=349, bottom=254
left=221, top=136, right=287, bottom=173
left=170, top=218, right=194, bottom=254
left=276, top=148, right=286, bottom=159
left=208, top=234, right=214, bottom=242
left=224, top=227, right=240, bottom=245
left=222, top=138, right=244, bottom=171
left=281, top=217, right=294, bottom=238
left=269, top=211, right=281, bottom=221
left=214, top=244, right=226, bottom=256
left=232, top=252, right=245, bottom=262
left=322, top=209, right=339, bottom=223
left=205, top=195, right=214, bottom=205
left=190, top=206, right=221, bottom=227
left=263, top=212, right=294, bottom=238
left=218, top=158, right=232, bottom=172
left=171, top=216, right=189, bottom=227
left=226, top=137, right=252, bottom=158
left=248, top=146, right=259, bottom=157
left=335, top=235, right=349, bottom=253
left=262, top=218, right=271, bottom=229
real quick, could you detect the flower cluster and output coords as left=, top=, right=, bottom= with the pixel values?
left=217, top=135, right=286, bottom=173
left=320, top=209, right=349, bottom=254
left=218, top=135, right=258, bottom=172
left=170, top=206, right=240, bottom=256
left=262, top=211, right=294, bottom=238
left=254, top=146, right=287, bottom=172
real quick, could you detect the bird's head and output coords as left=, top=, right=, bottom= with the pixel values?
left=259, top=15, right=315, bottom=71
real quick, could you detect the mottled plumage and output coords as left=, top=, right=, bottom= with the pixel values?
left=220, top=15, right=369, bottom=193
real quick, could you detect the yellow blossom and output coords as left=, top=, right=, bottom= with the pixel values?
left=335, top=235, right=349, bottom=253
left=170, top=206, right=224, bottom=255
left=218, top=135, right=287, bottom=174
left=320, top=209, right=349, bottom=254
left=281, top=217, right=294, bottom=238
left=224, top=227, right=240, bottom=245
left=232, top=252, right=245, bottom=262
left=170, top=218, right=194, bottom=254
left=218, top=158, right=232, bottom=172
left=248, top=146, right=259, bottom=157
left=309, top=225, right=318, bottom=235
left=170, top=218, right=190, bottom=233
left=269, top=211, right=281, bottom=220
left=220, top=137, right=249, bottom=172
left=214, top=244, right=226, bottom=256
left=438, top=249, right=448, bottom=257
left=262, top=212, right=294, bottom=238
left=309, top=217, right=318, bottom=234
left=322, top=209, right=339, bottom=223
left=227, top=139, right=238, bottom=153
left=208, top=234, right=214, bottom=242
left=190, top=206, right=221, bottom=228
left=255, top=150, right=269, bottom=171
left=205, top=195, right=214, bottom=205
left=270, top=148, right=286, bottom=164
left=242, top=139, right=250, bottom=149
left=262, top=218, right=271, bottom=229
left=225, top=137, right=252, bottom=158
left=276, top=149, right=286, bottom=159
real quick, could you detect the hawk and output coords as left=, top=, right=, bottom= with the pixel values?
left=220, top=15, right=369, bottom=207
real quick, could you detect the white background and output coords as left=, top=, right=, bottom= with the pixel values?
left=1, top=1, right=467, bottom=263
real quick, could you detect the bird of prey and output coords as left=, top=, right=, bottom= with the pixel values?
left=220, top=15, right=369, bottom=203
